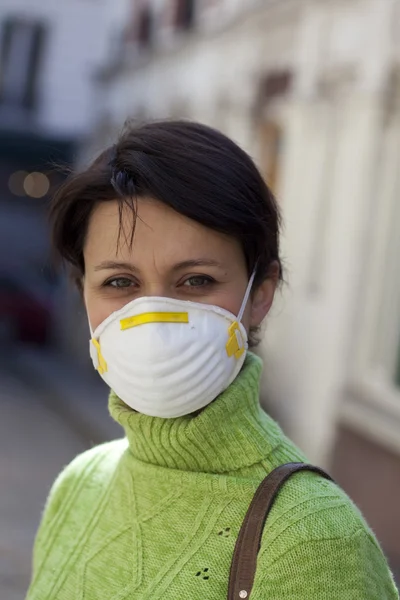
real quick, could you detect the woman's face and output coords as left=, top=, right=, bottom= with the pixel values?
left=83, top=198, right=276, bottom=333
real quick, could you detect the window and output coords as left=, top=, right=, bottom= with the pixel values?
left=255, top=71, right=292, bottom=195
left=259, top=121, right=283, bottom=195
left=174, top=0, right=195, bottom=31
left=258, top=71, right=291, bottom=101
left=0, top=17, right=46, bottom=111
left=137, top=7, right=154, bottom=47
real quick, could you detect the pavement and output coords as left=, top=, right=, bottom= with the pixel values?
left=0, top=369, right=87, bottom=599
left=0, top=343, right=121, bottom=599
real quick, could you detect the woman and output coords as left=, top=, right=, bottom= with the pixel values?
left=27, top=120, right=398, bottom=599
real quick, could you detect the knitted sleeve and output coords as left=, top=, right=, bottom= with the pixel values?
left=257, top=528, right=399, bottom=599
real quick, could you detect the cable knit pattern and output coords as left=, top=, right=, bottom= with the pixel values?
left=27, top=353, right=398, bottom=599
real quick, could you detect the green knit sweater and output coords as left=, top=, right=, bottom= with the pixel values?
left=27, top=353, right=398, bottom=599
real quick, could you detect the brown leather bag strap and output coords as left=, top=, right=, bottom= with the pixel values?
left=227, top=462, right=334, bottom=600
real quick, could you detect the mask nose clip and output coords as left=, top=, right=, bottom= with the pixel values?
left=226, top=321, right=245, bottom=360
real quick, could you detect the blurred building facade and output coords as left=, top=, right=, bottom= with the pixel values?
left=0, top=0, right=114, bottom=348
left=82, top=0, right=400, bottom=573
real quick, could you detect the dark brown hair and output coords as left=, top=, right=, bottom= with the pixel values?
left=50, top=120, right=282, bottom=341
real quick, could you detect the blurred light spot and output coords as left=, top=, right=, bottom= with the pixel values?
left=23, top=172, right=50, bottom=198
left=8, top=170, right=28, bottom=196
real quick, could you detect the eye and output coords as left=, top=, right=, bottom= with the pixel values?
left=105, top=277, right=136, bottom=289
left=182, top=275, right=215, bottom=288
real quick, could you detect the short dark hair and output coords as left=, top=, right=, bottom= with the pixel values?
left=51, top=120, right=282, bottom=341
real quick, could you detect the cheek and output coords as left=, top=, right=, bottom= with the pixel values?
left=85, top=300, right=108, bottom=332
left=206, top=283, right=250, bottom=327
left=84, top=288, right=120, bottom=332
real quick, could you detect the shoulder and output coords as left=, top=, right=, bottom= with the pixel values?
left=255, top=470, right=398, bottom=596
left=31, top=439, right=128, bottom=576
left=41, top=438, right=128, bottom=521
left=260, top=468, right=374, bottom=557
left=62, top=437, right=127, bottom=477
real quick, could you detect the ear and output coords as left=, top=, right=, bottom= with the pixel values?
left=250, top=262, right=280, bottom=327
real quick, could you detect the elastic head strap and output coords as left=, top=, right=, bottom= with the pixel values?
left=237, top=267, right=257, bottom=323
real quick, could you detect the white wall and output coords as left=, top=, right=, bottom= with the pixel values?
left=261, top=0, right=399, bottom=465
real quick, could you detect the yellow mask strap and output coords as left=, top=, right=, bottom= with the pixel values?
left=91, top=338, right=108, bottom=375
left=225, top=266, right=256, bottom=360
left=226, top=321, right=245, bottom=360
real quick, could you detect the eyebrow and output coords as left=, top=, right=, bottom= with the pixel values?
left=94, top=261, right=138, bottom=272
left=172, top=259, right=226, bottom=271
left=93, top=258, right=226, bottom=273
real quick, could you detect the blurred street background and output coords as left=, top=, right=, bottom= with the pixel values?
left=1, top=0, right=400, bottom=597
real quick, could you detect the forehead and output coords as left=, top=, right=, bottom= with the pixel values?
left=84, top=198, right=244, bottom=268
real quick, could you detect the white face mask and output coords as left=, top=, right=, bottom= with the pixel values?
left=89, top=270, right=256, bottom=418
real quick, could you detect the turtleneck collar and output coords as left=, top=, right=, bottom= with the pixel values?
left=109, top=353, right=282, bottom=474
